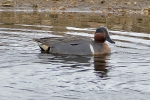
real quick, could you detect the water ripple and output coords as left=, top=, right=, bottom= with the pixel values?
left=0, top=12, right=150, bottom=100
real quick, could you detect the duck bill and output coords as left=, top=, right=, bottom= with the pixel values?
left=106, top=36, right=115, bottom=44
left=104, top=28, right=115, bottom=44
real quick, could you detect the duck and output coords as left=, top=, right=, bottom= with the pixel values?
left=34, top=26, right=115, bottom=55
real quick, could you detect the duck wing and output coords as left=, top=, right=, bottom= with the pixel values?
left=34, top=36, right=95, bottom=55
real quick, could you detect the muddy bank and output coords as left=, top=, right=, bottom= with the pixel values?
left=0, top=0, right=150, bottom=14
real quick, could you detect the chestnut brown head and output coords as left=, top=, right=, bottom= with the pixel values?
left=94, top=26, right=115, bottom=44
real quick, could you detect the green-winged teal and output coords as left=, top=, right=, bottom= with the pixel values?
left=34, top=26, right=115, bottom=55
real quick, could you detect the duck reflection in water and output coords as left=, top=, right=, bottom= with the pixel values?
left=94, top=55, right=109, bottom=78
left=38, top=53, right=109, bottom=78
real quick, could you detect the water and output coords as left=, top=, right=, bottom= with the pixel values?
left=0, top=10, right=150, bottom=100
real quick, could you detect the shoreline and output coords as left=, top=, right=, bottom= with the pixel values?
left=0, top=0, right=149, bottom=15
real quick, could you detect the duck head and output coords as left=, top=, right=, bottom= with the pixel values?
left=94, top=26, right=115, bottom=44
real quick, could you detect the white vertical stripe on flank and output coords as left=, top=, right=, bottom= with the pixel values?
left=90, top=44, right=94, bottom=54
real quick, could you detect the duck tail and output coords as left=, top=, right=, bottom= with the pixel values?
left=33, top=39, right=50, bottom=52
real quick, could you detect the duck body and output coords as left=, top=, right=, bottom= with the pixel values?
left=34, top=26, right=115, bottom=55
left=34, top=36, right=111, bottom=55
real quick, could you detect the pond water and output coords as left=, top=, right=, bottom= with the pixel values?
left=0, top=10, right=150, bottom=100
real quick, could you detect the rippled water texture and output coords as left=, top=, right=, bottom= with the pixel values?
left=0, top=11, right=150, bottom=100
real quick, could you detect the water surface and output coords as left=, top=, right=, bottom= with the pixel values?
left=0, top=11, right=150, bottom=100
